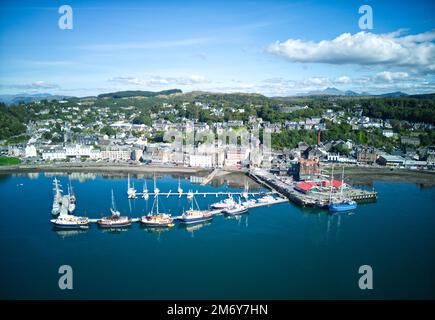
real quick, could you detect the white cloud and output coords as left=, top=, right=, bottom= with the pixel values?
left=336, top=76, right=352, bottom=84
left=374, top=71, right=409, bottom=82
left=108, top=75, right=209, bottom=87
left=266, top=30, right=435, bottom=73
left=0, top=81, right=60, bottom=90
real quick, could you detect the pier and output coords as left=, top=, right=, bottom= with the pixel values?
left=132, top=191, right=277, bottom=198
left=86, top=198, right=288, bottom=224
left=248, top=169, right=377, bottom=208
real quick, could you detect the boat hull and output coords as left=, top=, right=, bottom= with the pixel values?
left=178, top=216, right=213, bottom=224
left=223, top=208, right=248, bottom=215
left=51, top=222, right=89, bottom=229
left=328, top=203, right=357, bottom=212
left=97, top=220, right=132, bottom=228
left=140, top=220, right=174, bottom=228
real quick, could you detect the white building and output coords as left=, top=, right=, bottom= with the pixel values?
left=25, top=145, right=37, bottom=158
left=42, top=149, right=67, bottom=160
left=100, top=149, right=131, bottom=161
left=189, top=154, right=214, bottom=168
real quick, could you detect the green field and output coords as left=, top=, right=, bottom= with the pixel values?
left=0, top=156, right=21, bottom=165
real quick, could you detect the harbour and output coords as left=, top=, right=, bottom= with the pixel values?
left=0, top=172, right=434, bottom=299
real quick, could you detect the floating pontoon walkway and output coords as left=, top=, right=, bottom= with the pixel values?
left=86, top=198, right=288, bottom=224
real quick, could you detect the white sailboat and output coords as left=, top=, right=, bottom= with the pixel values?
left=67, top=180, right=76, bottom=213
left=51, top=178, right=63, bottom=215
left=127, top=174, right=137, bottom=199
left=142, top=179, right=149, bottom=200
left=177, top=177, right=183, bottom=198
left=222, top=197, right=248, bottom=215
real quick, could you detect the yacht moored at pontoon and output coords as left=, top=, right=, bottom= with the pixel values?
left=51, top=215, right=89, bottom=229
left=257, top=195, right=276, bottom=204
left=98, top=189, right=132, bottom=228
left=178, top=194, right=213, bottom=224
left=140, top=177, right=174, bottom=227
left=210, top=195, right=236, bottom=210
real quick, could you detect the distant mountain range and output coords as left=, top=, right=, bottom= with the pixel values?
left=0, top=93, right=73, bottom=105
left=302, top=87, right=409, bottom=97
left=2, top=88, right=434, bottom=106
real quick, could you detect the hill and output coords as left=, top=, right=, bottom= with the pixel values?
left=0, top=93, right=73, bottom=105
left=97, top=89, right=182, bottom=99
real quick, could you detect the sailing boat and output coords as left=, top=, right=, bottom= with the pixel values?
left=140, top=176, right=174, bottom=227
left=127, top=174, right=137, bottom=199
left=328, top=167, right=357, bottom=212
left=142, top=179, right=149, bottom=200
left=178, top=194, right=213, bottom=224
left=97, top=189, right=132, bottom=227
left=51, top=178, right=63, bottom=215
left=177, top=177, right=183, bottom=198
left=67, top=179, right=76, bottom=213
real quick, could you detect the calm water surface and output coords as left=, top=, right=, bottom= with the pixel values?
left=0, top=172, right=434, bottom=299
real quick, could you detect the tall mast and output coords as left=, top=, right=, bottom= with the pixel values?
left=329, top=166, right=334, bottom=204
left=340, top=166, right=344, bottom=198
left=111, top=189, right=116, bottom=211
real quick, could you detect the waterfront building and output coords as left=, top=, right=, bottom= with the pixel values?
left=356, top=147, right=378, bottom=164
left=24, top=145, right=37, bottom=158
left=377, top=154, right=406, bottom=167
left=100, top=148, right=131, bottom=161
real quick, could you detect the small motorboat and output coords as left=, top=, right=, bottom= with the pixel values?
left=210, top=196, right=235, bottom=209
left=222, top=203, right=248, bottom=215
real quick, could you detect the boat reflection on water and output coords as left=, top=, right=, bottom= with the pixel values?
left=52, top=227, right=89, bottom=238
left=140, top=224, right=173, bottom=234
left=100, top=226, right=131, bottom=234
left=224, top=212, right=249, bottom=228
left=178, top=220, right=212, bottom=237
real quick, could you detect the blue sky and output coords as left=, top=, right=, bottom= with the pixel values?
left=0, top=0, right=434, bottom=96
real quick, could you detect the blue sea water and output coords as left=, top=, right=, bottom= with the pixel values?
left=0, top=172, right=434, bottom=299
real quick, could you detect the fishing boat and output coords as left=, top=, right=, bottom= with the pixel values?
left=328, top=199, right=357, bottom=212
left=51, top=178, right=63, bottom=215
left=178, top=195, right=213, bottom=224
left=210, top=195, right=236, bottom=210
left=51, top=215, right=89, bottom=229
left=328, top=167, right=357, bottom=212
left=222, top=198, right=248, bottom=215
left=97, top=190, right=132, bottom=228
left=140, top=177, right=174, bottom=227
left=257, top=195, right=275, bottom=204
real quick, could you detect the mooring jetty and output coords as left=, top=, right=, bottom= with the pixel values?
left=248, top=169, right=377, bottom=208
